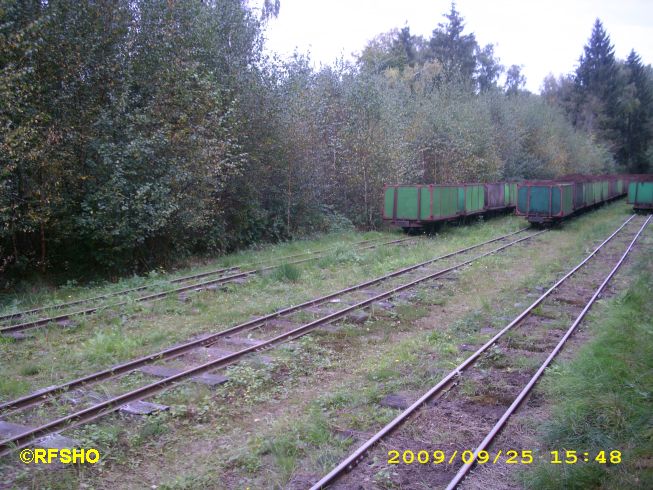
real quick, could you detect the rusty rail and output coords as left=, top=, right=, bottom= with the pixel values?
left=445, top=214, right=651, bottom=489
left=0, top=228, right=528, bottom=415
left=309, top=214, right=639, bottom=490
left=0, top=229, right=541, bottom=456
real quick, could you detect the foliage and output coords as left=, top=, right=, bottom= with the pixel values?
left=0, top=0, right=261, bottom=276
left=0, top=1, right=639, bottom=282
left=543, top=18, right=653, bottom=172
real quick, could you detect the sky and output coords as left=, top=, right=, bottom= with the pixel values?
left=248, top=0, right=653, bottom=93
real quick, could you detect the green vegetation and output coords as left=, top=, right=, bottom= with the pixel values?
left=523, top=255, right=653, bottom=489
left=544, top=20, right=653, bottom=173
left=270, top=263, right=302, bottom=283
left=0, top=217, right=528, bottom=402
left=2, top=1, right=647, bottom=284
left=1, top=203, right=646, bottom=489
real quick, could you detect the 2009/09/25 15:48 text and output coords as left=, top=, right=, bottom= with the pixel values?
left=386, top=449, right=622, bottom=465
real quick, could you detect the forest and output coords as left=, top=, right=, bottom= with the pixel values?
left=1, top=0, right=651, bottom=281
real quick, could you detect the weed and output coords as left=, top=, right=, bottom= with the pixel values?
left=317, top=390, right=355, bottom=411
left=77, top=423, right=122, bottom=448
left=0, top=377, right=29, bottom=399
left=342, top=406, right=397, bottom=431
left=522, top=258, right=653, bottom=489
left=531, top=305, right=558, bottom=319
left=19, top=364, right=41, bottom=376
left=224, top=363, right=274, bottom=405
left=374, top=466, right=399, bottom=488
left=477, top=344, right=509, bottom=369
left=427, top=330, right=458, bottom=355
left=226, top=447, right=262, bottom=474
left=260, top=428, right=302, bottom=483
left=271, top=263, right=302, bottom=282
left=276, top=336, right=334, bottom=377
left=134, top=416, right=168, bottom=444
left=159, top=473, right=219, bottom=490
left=367, top=366, right=400, bottom=382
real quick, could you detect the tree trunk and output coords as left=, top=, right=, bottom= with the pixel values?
left=363, top=163, right=369, bottom=228
left=12, top=227, right=19, bottom=260
left=286, top=164, right=291, bottom=232
left=40, top=222, right=46, bottom=272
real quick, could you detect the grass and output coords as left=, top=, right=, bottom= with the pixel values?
left=0, top=215, right=529, bottom=402
left=0, top=200, right=645, bottom=489
left=254, top=406, right=354, bottom=484
left=270, top=262, right=302, bottom=283
left=522, top=253, right=653, bottom=490
left=0, top=231, right=390, bottom=310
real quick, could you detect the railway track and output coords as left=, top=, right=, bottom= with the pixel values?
left=310, top=213, right=650, bottom=489
left=0, top=226, right=541, bottom=457
left=0, top=236, right=412, bottom=335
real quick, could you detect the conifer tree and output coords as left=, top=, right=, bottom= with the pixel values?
left=616, top=50, right=653, bottom=171
left=573, top=19, right=619, bottom=142
left=428, top=2, right=477, bottom=85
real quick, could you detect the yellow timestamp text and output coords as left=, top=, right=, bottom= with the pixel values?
left=387, top=449, right=623, bottom=465
left=550, top=450, right=621, bottom=464
left=388, top=449, right=535, bottom=465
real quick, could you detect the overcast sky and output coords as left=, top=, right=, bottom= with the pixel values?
left=249, top=0, right=653, bottom=93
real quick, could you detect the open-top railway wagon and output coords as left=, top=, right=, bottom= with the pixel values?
left=383, top=182, right=517, bottom=230
left=627, top=175, right=653, bottom=211
left=515, top=174, right=626, bottom=225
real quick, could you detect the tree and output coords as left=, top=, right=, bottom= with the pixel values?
left=476, top=44, right=503, bottom=92
left=573, top=19, right=620, bottom=141
left=505, top=65, right=526, bottom=95
left=615, top=50, right=653, bottom=172
left=428, top=2, right=477, bottom=86
left=391, top=26, right=418, bottom=69
left=358, top=27, right=426, bottom=74
left=1, top=0, right=260, bottom=275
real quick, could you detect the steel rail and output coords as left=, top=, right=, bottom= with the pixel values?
left=0, top=228, right=529, bottom=414
left=0, top=229, right=542, bottom=456
left=309, top=214, right=637, bottom=490
left=445, top=214, right=651, bottom=490
left=0, top=237, right=413, bottom=334
left=0, top=237, right=393, bottom=323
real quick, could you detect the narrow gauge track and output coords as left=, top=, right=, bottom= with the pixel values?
left=0, top=236, right=412, bottom=335
left=0, top=236, right=391, bottom=324
left=0, top=227, right=529, bottom=415
left=0, top=227, right=542, bottom=457
left=310, top=213, right=649, bottom=490
left=445, top=214, right=651, bottom=489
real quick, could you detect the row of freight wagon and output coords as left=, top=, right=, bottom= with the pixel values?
left=383, top=182, right=517, bottom=230
left=383, top=175, right=652, bottom=229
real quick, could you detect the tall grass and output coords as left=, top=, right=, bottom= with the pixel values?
left=523, top=256, right=653, bottom=489
left=271, top=263, right=302, bottom=283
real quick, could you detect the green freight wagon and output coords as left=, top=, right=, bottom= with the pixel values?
left=628, top=179, right=653, bottom=211
left=383, top=184, right=486, bottom=230
left=516, top=175, right=623, bottom=225
left=516, top=181, right=574, bottom=224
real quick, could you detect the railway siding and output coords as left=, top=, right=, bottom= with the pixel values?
left=0, top=201, right=648, bottom=489
left=310, top=214, right=649, bottom=488
left=0, top=219, right=525, bottom=405
left=0, top=228, right=540, bottom=455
